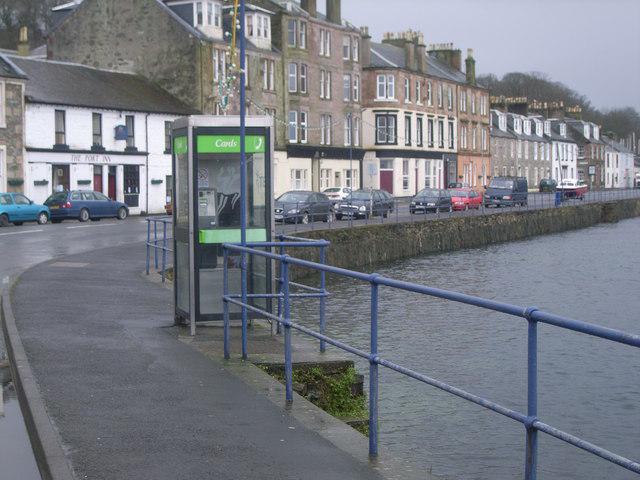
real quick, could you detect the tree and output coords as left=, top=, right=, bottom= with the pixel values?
left=0, top=0, right=59, bottom=50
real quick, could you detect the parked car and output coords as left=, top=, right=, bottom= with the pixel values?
left=322, top=187, right=351, bottom=203
left=450, top=188, right=482, bottom=211
left=0, top=193, right=50, bottom=227
left=557, top=179, right=588, bottom=199
left=410, top=188, right=452, bottom=214
left=274, top=191, right=333, bottom=224
left=447, top=181, right=470, bottom=189
left=44, top=190, right=129, bottom=223
left=484, top=177, right=528, bottom=207
left=539, top=178, right=557, bottom=193
left=336, top=189, right=394, bottom=219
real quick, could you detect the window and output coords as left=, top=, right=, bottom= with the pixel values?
left=344, top=114, right=352, bottom=146
left=287, top=19, right=297, bottom=47
left=299, top=64, right=308, bottom=93
left=404, top=77, right=410, bottom=103
left=247, top=15, right=254, bottom=36
left=244, top=53, right=249, bottom=87
left=427, top=81, right=432, bottom=106
left=460, top=90, right=467, bottom=112
left=290, top=169, right=308, bottom=190
left=288, top=63, right=298, bottom=92
left=196, top=2, right=203, bottom=26
left=448, top=120, right=455, bottom=149
left=344, top=169, right=358, bottom=188
left=471, top=94, right=476, bottom=114
left=447, top=87, right=453, bottom=110
left=402, top=160, right=409, bottom=190
left=375, top=114, right=397, bottom=144
left=320, top=70, right=331, bottom=99
left=213, top=49, right=226, bottom=82
left=320, top=114, right=332, bottom=145
left=125, top=115, right=135, bottom=148
left=342, top=36, right=351, bottom=60
left=288, top=111, right=297, bottom=142
left=299, top=111, right=308, bottom=143
left=438, top=119, right=444, bottom=148
left=415, top=81, right=421, bottom=104
left=92, top=113, right=102, bottom=146
left=472, top=126, right=477, bottom=150
left=404, top=114, right=412, bottom=146
left=320, top=169, right=331, bottom=190
left=214, top=3, right=221, bottom=27
left=55, top=110, right=66, bottom=145
left=524, top=140, right=528, bottom=159
left=534, top=141, right=538, bottom=160
left=544, top=121, right=550, bottom=135
left=416, top=117, right=424, bottom=146
left=427, top=118, right=434, bottom=147
left=352, top=38, right=359, bottom=62
left=481, top=128, right=487, bottom=151
left=299, top=21, right=307, bottom=49
left=353, top=117, right=361, bottom=147
left=376, top=74, right=395, bottom=100
left=320, top=29, right=331, bottom=56
left=437, top=83, right=443, bottom=107
left=461, top=125, right=467, bottom=149
left=343, top=74, right=351, bottom=101
left=207, top=2, right=213, bottom=26
left=499, top=114, right=507, bottom=131
left=164, top=121, right=172, bottom=153
left=353, top=75, right=360, bottom=102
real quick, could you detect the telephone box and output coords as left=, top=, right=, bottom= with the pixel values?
left=172, top=116, right=274, bottom=324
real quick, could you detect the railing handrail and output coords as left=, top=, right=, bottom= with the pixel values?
left=221, top=240, right=640, bottom=478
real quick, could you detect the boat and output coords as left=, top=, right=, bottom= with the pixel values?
left=557, top=179, right=588, bottom=199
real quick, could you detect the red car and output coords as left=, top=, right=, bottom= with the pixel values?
left=450, top=188, right=482, bottom=211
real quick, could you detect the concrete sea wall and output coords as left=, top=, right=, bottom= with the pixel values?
left=290, top=198, right=640, bottom=274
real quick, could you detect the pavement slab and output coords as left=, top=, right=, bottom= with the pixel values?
left=11, top=243, right=387, bottom=480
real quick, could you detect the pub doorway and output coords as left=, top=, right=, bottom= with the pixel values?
left=52, top=164, right=70, bottom=192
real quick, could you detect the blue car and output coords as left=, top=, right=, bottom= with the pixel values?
left=44, top=190, right=129, bottom=223
left=0, top=192, right=50, bottom=227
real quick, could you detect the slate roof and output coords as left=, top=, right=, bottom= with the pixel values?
left=566, top=120, right=605, bottom=145
left=0, top=54, right=27, bottom=79
left=490, top=111, right=516, bottom=139
left=602, top=135, right=635, bottom=154
left=8, top=56, right=197, bottom=115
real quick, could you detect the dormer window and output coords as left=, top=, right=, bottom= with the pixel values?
left=560, top=124, right=566, bottom=137
left=498, top=114, right=507, bottom=131
left=523, top=120, right=531, bottom=135
left=592, top=125, right=599, bottom=140
left=247, top=13, right=270, bottom=40
left=544, top=121, right=550, bottom=135
left=583, top=124, right=589, bottom=138
left=514, top=118, right=522, bottom=134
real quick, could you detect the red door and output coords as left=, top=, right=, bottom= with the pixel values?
left=94, top=173, right=103, bottom=192
left=108, top=171, right=116, bottom=200
left=380, top=170, right=394, bottom=195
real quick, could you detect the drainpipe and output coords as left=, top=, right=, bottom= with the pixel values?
left=145, top=113, right=150, bottom=215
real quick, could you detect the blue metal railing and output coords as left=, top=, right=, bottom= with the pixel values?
left=145, top=216, right=172, bottom=282
left=221, top=241, right=640, bottom=479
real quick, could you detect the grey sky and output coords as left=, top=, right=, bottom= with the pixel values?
left=332, top=0, right=640, bottom=111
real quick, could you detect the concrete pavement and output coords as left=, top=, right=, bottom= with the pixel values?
left=9, top=242, right=389, bottom=480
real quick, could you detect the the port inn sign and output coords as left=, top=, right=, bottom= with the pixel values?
left=71, top=153, right=113, bottom=164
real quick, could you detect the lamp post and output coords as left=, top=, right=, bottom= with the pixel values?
left=239, top=0, right=248, bottom=359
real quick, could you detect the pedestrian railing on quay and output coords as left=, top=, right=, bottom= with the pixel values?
left=221, top=240, right=640, bottom=479
left=145, top=216, right=173, bottom=282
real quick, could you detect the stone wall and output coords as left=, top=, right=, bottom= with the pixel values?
left=289, top=198, right=640, bottom=275
left=0, top=81, right=25, bottom=192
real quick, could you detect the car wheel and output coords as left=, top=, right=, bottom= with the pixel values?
left=117, top=207, right=128, bottom=220
left=51, top=219, right=62, bottom=224
left=79, top=208, right=90, bottom=222
left=324, top=210, right=334, bottom=223
left=0, top=214, right=8, bottom=227
left=382, top=208, right=388, bottom=218
left=37, top=212, right=49, bottom=225
left=335, top=214, right=342, bottom=221
left=301, top=212, right=309, bottom=224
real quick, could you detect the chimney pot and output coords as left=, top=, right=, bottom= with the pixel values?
left=18, top=26, right=30, bottom=56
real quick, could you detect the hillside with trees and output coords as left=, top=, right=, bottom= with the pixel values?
left=479, top=72, right=640, bottom=150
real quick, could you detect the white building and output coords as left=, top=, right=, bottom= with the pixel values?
left=545, top=119, right=578, bottom=181
left=10, top=56, right=195, bottom=214
left=603, top=135, right=635, bottom=188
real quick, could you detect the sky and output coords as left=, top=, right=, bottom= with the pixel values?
left=329, top=0, right=640, bottom=111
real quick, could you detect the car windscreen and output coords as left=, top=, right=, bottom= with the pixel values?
left=416, top=188, right=439, bottom=198
left=45, top=192, right=67, bottom=204
left=0, top=194, right=12, bottom=205
left=489, top=179, right=514, bottom=189
left=323, top=188, right=340, bottom=193
left=450, top=190, right=469, bottom=198
left=348, top=191, right=372, bottom=201
left=277, top=192, right=310, bottom=203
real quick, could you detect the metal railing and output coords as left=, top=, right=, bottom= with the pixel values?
left=221, top=242, right=640, bottom=479
left=145, top=216, right=173, bottom=282
left=276, top=187, right=640, bottom=235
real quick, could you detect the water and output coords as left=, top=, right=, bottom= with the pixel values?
left=293, top=217, right=640, bottom=479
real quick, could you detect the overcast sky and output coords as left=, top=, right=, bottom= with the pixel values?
left=332, top=0, right=640, bottom=111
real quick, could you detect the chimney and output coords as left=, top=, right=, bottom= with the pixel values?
left=415, top=32, right=427, bottom=74
left=404, top=31, right=415, bottom=71
left=382, top=30, right=424, bottom=72
left=427, top=43, right=462, bottom=72
left=301, top=0, right=317, bottom=17
left=465, top=48, right=476, bottom=85
left=326, top=0, right=341, bottom=25
left=360, top=26, right=371, bottom=67
left=18, top=26, right=30, bottom=56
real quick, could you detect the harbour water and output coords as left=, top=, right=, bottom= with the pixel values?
left=294, top=217, right=640, bottom=479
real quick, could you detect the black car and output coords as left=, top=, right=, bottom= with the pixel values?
left=274, top=191, right=333, bottom=224
left=484, top=177, right=528, bottom=207
left=410, top=188, right=452, bottom=214
left=336, top=189, right=394, bottom=220
left=539, top=178, right=557, bottom=193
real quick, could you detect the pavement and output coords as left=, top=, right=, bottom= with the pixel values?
left=9, top=242, right=390, bottom=480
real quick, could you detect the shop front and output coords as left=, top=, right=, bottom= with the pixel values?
left=25, top=150, right=148, bottom=215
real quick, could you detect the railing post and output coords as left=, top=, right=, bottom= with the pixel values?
left=319, top=245, right=327, bottom=353
left=369, top=274, right=380, bottom=457
left=161, top=220, right=168, bottom=283
left=282, top=258, right=293, bottom=403
left=525, top=307, right=539, bottom=480
left=276, top=244, right=284, bottom=335
left=153, top=220, right=158, bottom=270
left=241, top=250, right=248, bottom=360
left=223, top=247, right=230, bottom=360
left=145, top=219, right=151, bottom=275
